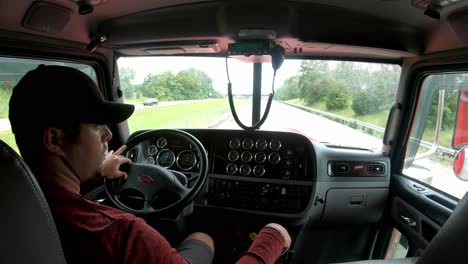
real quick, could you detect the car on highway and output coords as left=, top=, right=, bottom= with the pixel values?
left=1, top=1, right=468, bottom=264
left=143, top=98, right=158, bottom=106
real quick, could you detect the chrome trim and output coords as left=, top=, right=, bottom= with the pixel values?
left=147, top=145, right=158, bottom=156
left=254, top=152, right=266, bottom=163
left=253, top=165, right=266, bottom=177
left=228, top=150, right=239, bottom=162
left=226, top=163, right=238, bottom=175
left=269, top=139, right=282, bottom=151
left=157, top=137, right=167, bottom=148
left=241, top=151, right=253, bottom=162
left=176, top=150, right=197, bottom=171
left=229, top=138, right=241, bottom=149
left=242, top=138, right=254, bottom=150
left=255, top=139, right=267, bottom=150
left=239, top=164, right=251, bottom=176
left=156, top=149, right=175, bottom=168
left=268, top=152, right=281, bottom=164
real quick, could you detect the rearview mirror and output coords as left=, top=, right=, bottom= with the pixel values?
left=453, top=147, right=468, bottom=181
left=453, top=90, right=468, bottom=149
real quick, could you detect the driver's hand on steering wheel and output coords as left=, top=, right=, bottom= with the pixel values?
left=102, top=145, right=132, bottom=179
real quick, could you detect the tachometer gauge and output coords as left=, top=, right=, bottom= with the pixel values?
left=157, top=138, right=168, bottom=148
left=177, top=150, right=197, bottom=170
left=156, top=149, right=175, bottom=168
left=147, top=145, right=158, bottom=156
left=145, top=156, right=155, bottom=165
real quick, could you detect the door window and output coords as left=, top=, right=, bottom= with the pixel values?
left=403, top=73, right=468, bottom=198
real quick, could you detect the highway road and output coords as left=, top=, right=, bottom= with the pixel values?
left=215, top=101, right=383, bottom=150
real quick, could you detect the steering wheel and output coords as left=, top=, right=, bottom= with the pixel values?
left=105, top=129, right=209, bottom=215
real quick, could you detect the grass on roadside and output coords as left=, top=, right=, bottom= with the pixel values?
left=1, top=99, right=241, bottom=153
left=287, top=98, right=389, bottom=127
left=128, top=99, right=234, bottom=133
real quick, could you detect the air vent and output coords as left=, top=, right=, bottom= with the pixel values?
left=331, top=162, right=350, bottom=174
left=367, top=163, right=385, bottom=175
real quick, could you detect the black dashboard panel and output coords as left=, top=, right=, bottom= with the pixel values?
left=211, top=131, right=315, bottom=181
left=126, top=129, right=390, bottom=222
left=185, top=129, right=316, bottom=215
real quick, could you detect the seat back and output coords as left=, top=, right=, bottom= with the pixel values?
left=0, top=140, right=66, bottom=263
left=416, top=192, right=468, bottom=263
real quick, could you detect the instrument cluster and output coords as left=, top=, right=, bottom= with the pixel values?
left=126, top=137, right=199, bottom=172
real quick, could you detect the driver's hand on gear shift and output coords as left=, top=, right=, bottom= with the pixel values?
left=102, top=145, right=132, bottom=179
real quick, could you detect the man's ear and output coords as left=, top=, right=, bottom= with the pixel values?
left=43, top=127, right=66, bottom=156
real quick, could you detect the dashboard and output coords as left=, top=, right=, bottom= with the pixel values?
left=126, top=129, right=390, bottom=223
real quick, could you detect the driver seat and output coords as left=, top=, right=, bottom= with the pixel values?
left=0, top=139, right=66, bottom=263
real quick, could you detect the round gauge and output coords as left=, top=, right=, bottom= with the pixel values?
left=145, top=156, right=155, bottom=165
left=239, top=164, right=251, bottom=176
left=156, top=149, right=176, bottom=168
left=241, top=151, right=253, bottom=162
left=269, top=139, right=282, bottom=151
left=226, top=163, right=238, bottom=175
left=229, top=138, right=241, bottom=149
left=255, top=139, right=267, bottom=150
left=268, top=152, right=281, bottom=164
left=177, top=150, right=197, bottom=171
left=157, top=138, right=168, bottom=148
left=242, top=138, right=254, bottom=150
left=254, top=152, right=266, bottom=163
left=147, top=145, right=158, bottom=156
left=253, top=165, right=266, bottom=177
left=228, top=150, right=239, bottom=162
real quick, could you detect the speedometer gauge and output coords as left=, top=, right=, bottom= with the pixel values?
left=177, top=150, right=197, bottom=170
left=156, top=149, right=175, bottom=168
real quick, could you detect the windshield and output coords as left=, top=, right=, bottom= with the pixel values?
left=118, top=57, right=401, bottom=151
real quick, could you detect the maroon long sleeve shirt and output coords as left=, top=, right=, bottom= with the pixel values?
left=43, top=186, right=284, bottom=264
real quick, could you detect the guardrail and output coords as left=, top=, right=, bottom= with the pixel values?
left=281, top=101, right=456, bottom=157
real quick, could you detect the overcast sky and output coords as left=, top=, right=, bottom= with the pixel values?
left=118, top=57, right=302, bottom=94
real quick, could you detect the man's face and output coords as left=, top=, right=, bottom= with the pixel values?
left=62, top=123, right=112, bottom=183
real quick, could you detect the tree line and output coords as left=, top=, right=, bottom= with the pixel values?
left=120, top=67, right=223, bottom=101
left=275, top=61, right=466, bottom=131
left=275, top=61, right=401, bottom=115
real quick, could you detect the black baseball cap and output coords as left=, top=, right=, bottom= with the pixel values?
left=9, top=65, right=135, bottom=134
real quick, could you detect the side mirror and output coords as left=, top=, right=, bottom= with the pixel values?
left=453, top=90, right=468, bottom=149
left=453, top=147, right=468, bottom=181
